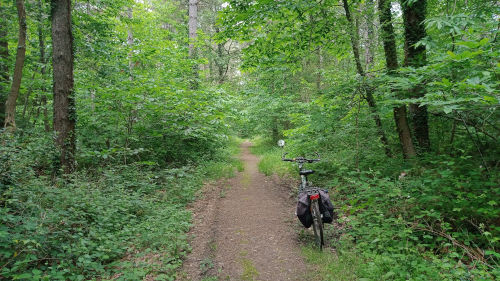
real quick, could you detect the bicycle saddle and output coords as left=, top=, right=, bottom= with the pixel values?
left=299, top=169, right=314, bottom=176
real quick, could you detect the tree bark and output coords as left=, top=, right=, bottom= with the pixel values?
left=0, top=1, right=9, bottom=127
left=51, top=0, right=76, bottom=173
left=22, top=73, right=35, bottom=120
left=4, top=0, right=27, bottom=130
left=188, top=0, right=198, bottom=58
left=342, top=0, right=392, bottom=157
left=188, top=0, right=199, bottom=88
left=127, top=7, right=134, bottom=80
left=316, top=46, right=323, bottom=92
left=402, top=0, right=430, bottom=151
left=214, top=25, right=226, bottom=84
left=342, top=0, right=364, bottom=76
left=364, top=0, right=375, bottom=71
left=38, top=0, right=50, bottom=132
left=378, top=0, right=417, bottom=158
left=42, top=94, right=50, bottom=132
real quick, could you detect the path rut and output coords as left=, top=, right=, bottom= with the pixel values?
left=179, top=141, right=307, bottom=281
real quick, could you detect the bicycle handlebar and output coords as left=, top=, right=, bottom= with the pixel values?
left=282, top=152, right=320, bottom=163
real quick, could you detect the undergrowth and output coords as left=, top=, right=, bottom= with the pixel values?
left=250, top=138, right=499, bottom=280
left=302, top=246, right=360, bottom=281
left=249, top=137, right=293, bottom=177
left=0, top=134, right=242, bottom=280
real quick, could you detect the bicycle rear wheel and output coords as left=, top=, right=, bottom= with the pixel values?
left=311, top=200, right=324, bottom=250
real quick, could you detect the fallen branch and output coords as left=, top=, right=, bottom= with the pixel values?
left=412, top=224, right=494, bottom=269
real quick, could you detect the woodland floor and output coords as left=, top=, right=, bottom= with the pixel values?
left=178, top=141, right=310, bottom=281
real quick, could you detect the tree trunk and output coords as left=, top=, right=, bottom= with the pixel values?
left=22, top=73, right=36, bottom=120
left=215, top=27, right=226, bottom=84
left=188, top=0, right=198, bottom=58
left=316, top=46, right=323, bottom=92
left=38, top=0, right=50, bottom=132
left=124, top=6, right=137, bottom=164
left=402, top=0, right=430, bottom=151
left=378, top=0, right=416, bottom=158
left=342, top=0, right=364, bottom=76
left=42, top=94, right=50, bottom=132
left=0, top=2, right=9, bottom=127
left=364, top=0, right=375, bottom=71
left=272, top=117, right=279, bottom=143
left=188, top=0, right=199, bottom=88
left=342, top=0, right=392, bottom=157
left=4, top=0, right=27, bottom=130
left=51, top=0, right=76, bottom=173
left=127, top=7, right=134, bottom=80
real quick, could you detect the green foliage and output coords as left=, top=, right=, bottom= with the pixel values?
left=2, top=0, right=243, bottom=278
left=219, top=0, right=499, bottom=277
left=0, top=133, right=241, bottom=280
left=330, top=165, right=499, bottom=280
left=250, top=137, right=292, bottom=177
left=2, top=0, right=499, bottom=278
left=302, top=246, right=361, bottom=281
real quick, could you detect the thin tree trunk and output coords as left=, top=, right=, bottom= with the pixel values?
left=51, top=0, right=76, bottom=173
left=188, top=0, right=199, bottom=88
left=38, top=0, right=50, bottom=132
left=214, top=26, right=226, bottom=84
left=272, top=117, right=279, bottom=143
left=188, top=0, right=198, bottom=58
left=342, top=0, right=364, bottom=76
left=22, top=73, right=36, bottom=120
left=127, top=7, right=134, bottom=81
left=0, top=1, right=8, bottom=127
left=378, top=0, right=417, bottom=158
left=449, top=119, right=456, bottom=153
left=355, top=95, right=361, bottom=171
left=364, top=0, right=375, bottom=71
left=42, top=94, right=50, bottom=132
left=4, top=0, right=27, bottom=130
left=402, top=0, right=430, bottom=151
left=316, top=46, right=323, bottom=91
left=32, top=96, right=40, bottom=126
left=342, top=0, right=392, bottom=157
left=217, top=42, right=224, bottom=83
left=124, top=6, right=137, bottom=164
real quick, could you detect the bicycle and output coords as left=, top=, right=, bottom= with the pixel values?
left=278, top=140, right=324, bottom=250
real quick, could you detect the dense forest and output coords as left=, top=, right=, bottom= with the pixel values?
left=0, top=0, right=498, bottom=279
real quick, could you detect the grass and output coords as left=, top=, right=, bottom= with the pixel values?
left=240, top=258, right=259, bottom=281
left=249, top=137, right=292, bottom=177
left=301, top=247, right=361, bottom=281
left=201, top=277, right=219, bottom=281
left=201, top=136, right=244, bottom=179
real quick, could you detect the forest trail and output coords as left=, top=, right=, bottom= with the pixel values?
left=179, top=141, right=308, bottom=281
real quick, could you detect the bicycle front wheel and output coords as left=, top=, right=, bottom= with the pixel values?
left=311, top=200, right=324, bottom=250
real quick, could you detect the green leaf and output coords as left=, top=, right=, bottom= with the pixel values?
left=443, top=106, right=453, bottom=114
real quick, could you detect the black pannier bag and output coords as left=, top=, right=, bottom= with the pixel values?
left=318, top=189, right=335, bottom=224
left=296, top=189, right=336, bottom=228
left=296, top=191, right=313, bottom=228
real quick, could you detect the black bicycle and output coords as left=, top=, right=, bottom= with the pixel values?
left=278, top=140, right=324, bottom=250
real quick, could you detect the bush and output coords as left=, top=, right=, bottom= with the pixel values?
left=330, top=165, right=499, bottom=280
left=0, top=134, right=242, bottom=280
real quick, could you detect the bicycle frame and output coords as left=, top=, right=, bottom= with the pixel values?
left=298, top=162, right=308, bottom=192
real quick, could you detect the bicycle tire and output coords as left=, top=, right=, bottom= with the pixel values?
left=311, top=200, right=324, bottom=250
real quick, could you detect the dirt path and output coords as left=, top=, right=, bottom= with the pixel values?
left=179, top=141, right=308, bottom=281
